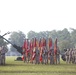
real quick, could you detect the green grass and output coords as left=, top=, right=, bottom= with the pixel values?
left=0, top=56, right=76, bottom=75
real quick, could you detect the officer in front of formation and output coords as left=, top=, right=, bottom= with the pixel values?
left=0, top=46, right=8, bottom=65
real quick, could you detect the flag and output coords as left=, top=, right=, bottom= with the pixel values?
left=26, top=39, right=30, bottom=57
left=30, top=40, right=33, bottom=50
left=25, top=39, right=29, bottom=49
left=22, top=39, right=26, bottom=61
left=42, top=38, right=46, bottom=47
left=33, top=38, right=37, bottom=48
left=39, top=38, right=42, bottom=50
left=22, top=39, right=26, bottom=49
left=39, top=38, right=46, bottom=62
left=54, top=38, right=57, bottom=55
left=29, top=40, right=33, bottom=61
left=31, top=38, right=37, bottom=61
left=48, top=38, right=52, bottom=50
left=54, top=38, right=57, bottom=64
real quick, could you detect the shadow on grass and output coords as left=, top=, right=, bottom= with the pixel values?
left=0, top=71, right=76, bottom=74
left=4, top=63, right=76, bottom=67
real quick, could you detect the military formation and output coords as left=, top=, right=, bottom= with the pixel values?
left=64, top=48, right=76, bottom=64
left=22, top=38, right=60, bottom=65
left=0, top=36, right=76, bottom=65
left=0, top=46, right=8, bottom=65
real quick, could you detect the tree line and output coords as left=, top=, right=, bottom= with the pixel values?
left=27, top=28, right=76, bottom=52
left=0, top=28, right=76, bottom=55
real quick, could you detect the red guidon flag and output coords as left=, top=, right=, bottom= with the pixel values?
left=22, top=39, right=26, bottom=60
left=54, top=38, right=57, bottom=55
left=54, top=38, right=57, bottom=64
left=22, top=39, right=26, bottom=49
left=48, top=38, right=52, bottom=49
left=40, top=38, right=46, bottom=62
left=33, top=38, right=37, bottom=48
left=42, top=38, right=46, bottom=47
left=32, top=38, right=37, bottom=61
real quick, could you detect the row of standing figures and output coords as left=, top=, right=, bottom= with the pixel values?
left=64, top=48, right=76, bottom=64
left=23, top=47, right=60, bottom=65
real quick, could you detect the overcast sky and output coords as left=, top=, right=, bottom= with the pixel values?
left=0, top=0, right=76, bottom=36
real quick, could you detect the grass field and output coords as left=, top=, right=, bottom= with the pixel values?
left=0, top=56, right=76, bottom=75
